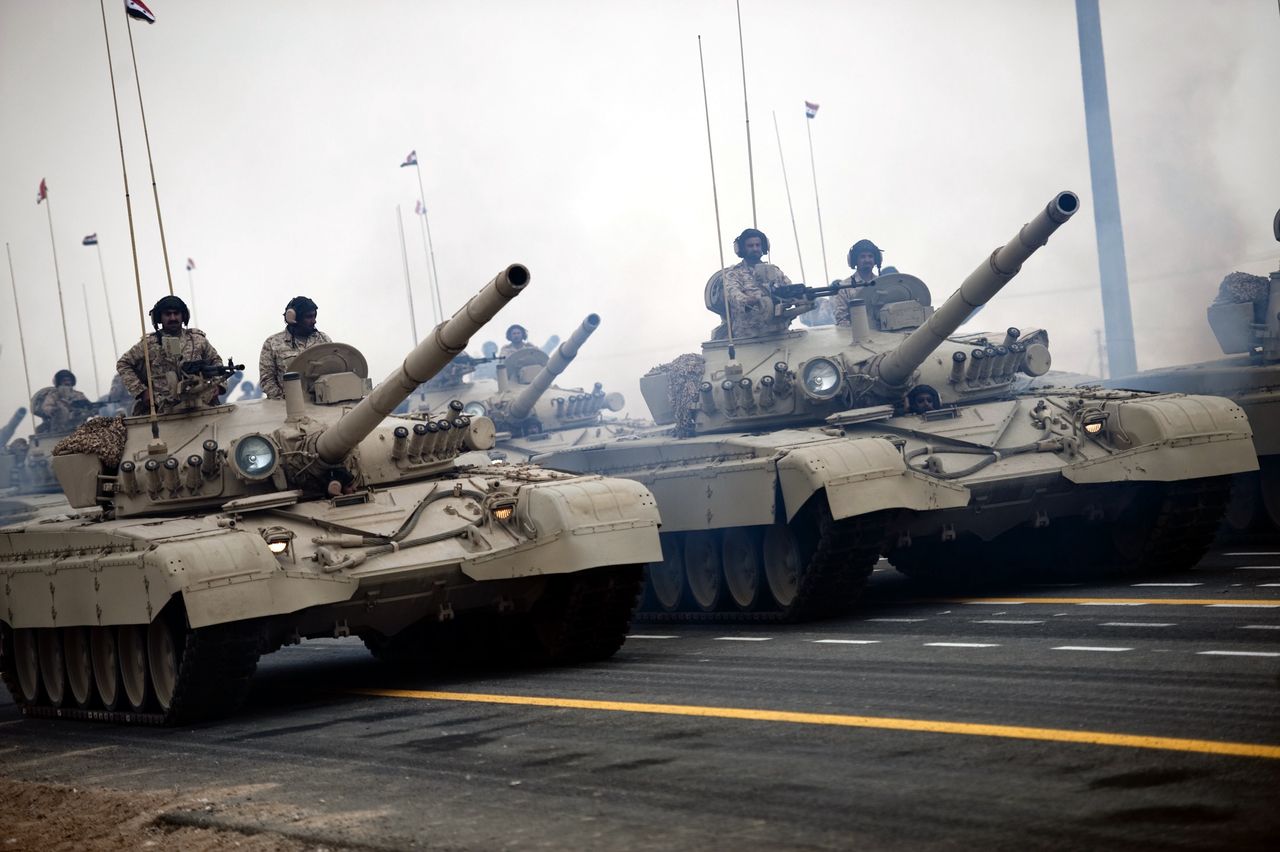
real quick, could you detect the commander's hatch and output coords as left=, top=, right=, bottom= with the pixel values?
left=287, top=343, right=370, bottom=404
left=503, top=347, right=549, bottom=384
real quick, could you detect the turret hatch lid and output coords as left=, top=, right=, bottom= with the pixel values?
left=286, top=343, right=369, bottom=396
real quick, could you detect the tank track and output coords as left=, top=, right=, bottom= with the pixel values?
left=532, top=564, right=645, bottom=662
left=637, top=510, right=890, bottom=624
left=1111, top=475, right=1232, bottom=575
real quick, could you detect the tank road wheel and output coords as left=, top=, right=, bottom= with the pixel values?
left=90, top=627, right=122, bottom=710
left=528, top=566, right=645, bottom=663
left=722, top=527, right=764, bottom=611
left=763, top=523, right=805, bottom=608
left=148, top=615, right=184, bottom=713
left=12, top=628, right=42, bottom=705
left=1222, top=471, right=1263, bottom=533
left=646, top=534, right=687, bottom=612
left=63, top=627, right=95, bottom=709
left=118, top=625, right=151, bottom=713
left=37, top=629, right=68, bottom=707
left=683, top=531, right=724, bottom=612
left=1106, top=477, right=1232, bottom=577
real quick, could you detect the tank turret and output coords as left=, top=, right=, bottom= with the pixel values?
left=0, top=408, right=26, bottom=448
left=509, top=312, right=600, bottom=421
left=51, top=265, right=530, bottom=517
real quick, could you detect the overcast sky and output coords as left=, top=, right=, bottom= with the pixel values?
left=1, top=0, right=1276, bottom=433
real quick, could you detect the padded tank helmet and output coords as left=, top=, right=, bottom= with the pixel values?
left=733, top=228, right=770, bottom=258
left=847, top=239, right=884, bottom=270
left=284, top=295, right=319, bottom=324
left=149, top=294, right=190, bottom=328
left=53, top=369, right=77, bottom=387
left=505, top=324, right=528, bottom=342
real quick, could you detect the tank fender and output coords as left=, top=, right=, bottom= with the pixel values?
left=461, top=476, right=662, bottom=581
left=776, top=437, right=969, bottom=522
left=1064, top=394, right=1258, bottom=484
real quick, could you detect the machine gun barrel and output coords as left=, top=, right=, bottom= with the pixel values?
left=876, top=191, right=1078, bottom=387
left=0, top=408, right=26, bottom=446
left=316, top=265, right=531, bottom=463
left=508, top=313, right=600, bottom=421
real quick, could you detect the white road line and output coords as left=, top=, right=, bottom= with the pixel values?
left=1052, top=646, right=1132, bottom=652
left=962, top=601, right=1026, bottom=605
left=1233, top=566, right=1280, bottom=570
left=924, top=642, right=1000, bottom=648
left=626, top=635, right=679, bottom=640
left=1224, top=552, right=1280, bottom=557
left=1131, top=583, right=1202, bottom=587
left=1241, top=625, right=1280, bottom=630
left=1197, top=650, right=1280, bottom=658
left=713, top=636, right=773, bottom=642
left=972, top=619, right=1044, bottom=625
left=1079, top=602, right=1146, bottom=606
left=812, top=639, right=882, bottom=645
left=1101, top=622, right=1174, bottom=628
left=864, top=617, right=926, bottom=623
left=1208, top=603, right=1280, bottom=609
left=1259, top=583, right=1280, bottom=587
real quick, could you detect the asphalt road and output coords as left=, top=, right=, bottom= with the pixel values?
left=2, top=548, right=1278, bottom=851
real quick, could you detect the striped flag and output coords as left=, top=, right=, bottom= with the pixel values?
left=186, top=258, right=196, bottom=271
left=400, top=150, right=417, bottom=168
left=82, top=233, right=98, bottom=246
left=36, top=179, right=47, bottom=204
left=804, top=101, right=819, bottom=119
left=125, top=0, right=156, bottom=23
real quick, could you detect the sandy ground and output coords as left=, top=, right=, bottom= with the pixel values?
left=0, top=778, right=340, bottom=852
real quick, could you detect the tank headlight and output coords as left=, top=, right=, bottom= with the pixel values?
left=487, top=496, right=517, bottom=522
left=463, top=401, right=487, bottom=417
left=261, top=525, right=294, bottom=557
left=801, top=358, right=843, bottom=399
left=230, top=434, right=278, bottom=481
left=1081, top=410, right=1109, bottom=435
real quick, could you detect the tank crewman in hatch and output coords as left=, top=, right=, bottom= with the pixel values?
left=117, top=295, right=224, bottom=415
left=832, top=239, right=884, bottom=326
left=499, top=324, right=532, bottom=358
left=30, top=370, right=93, bottom=434
left=705, top=227, right=794, bottom=339
left=906, top=384, right=941, bottom=415
left=259, top=296, right=333, bottom=399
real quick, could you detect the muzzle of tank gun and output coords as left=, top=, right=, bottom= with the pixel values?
left=315, top=264, right=530, bottom=464
left=509, top=313, right=601, bottom=421
left=874, top=191, right=1079, bottom=388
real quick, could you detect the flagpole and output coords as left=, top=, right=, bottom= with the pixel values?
left=735, top=0, right=757, bottom=228
left=412, top=162, right=444, bottom=323
left=124, top=13, right=175, bottom=297
left=699, top=35, right=735, bottom=359
left=772, top=110, right=807, bottom=284
left=93, top=241, right=119, bottom=355
left=79, top=279, right=103, bottom=398
left=41, top=192, right=74, bottom=369
left=805, top=110, right=830, bottom=285
left=5, top=243, right=35, bottom=423
left=99, top=0, right=160, bottom=434
left=396, top=205, right=419, bottom=346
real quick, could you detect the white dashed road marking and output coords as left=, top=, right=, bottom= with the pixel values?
left=1101, top=622, right=1174, bottom=628
left=1259, top=584, right=1280, bottom=587
left=1233, top=566, right=1280, bottom=570
left=714, top=636, right=773, bottom=642
left=1209, top=603, right=1280, bottom=609
left=1132, top=583, right=1202, bottom=587
left=864, top=618, right=926, bottom=623
left=812, top=639, right=881, bottom=645
left=924, top=642, right=1000, bottom=648
left=972, top=619, right=1044, bottom=625
left=1053, top=646, right=1132, bottom=652
left=626, top=635, right=679, bottom=640
left=1241, top=625, right=1280, bottom=630
left=1197, top=650, right=1280, bottom=658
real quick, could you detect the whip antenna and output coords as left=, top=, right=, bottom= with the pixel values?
left=699, top=36, right=736, bottom=359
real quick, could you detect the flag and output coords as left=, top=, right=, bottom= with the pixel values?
left=400, top=150, right=417, bottom=168
left=415, top=200, right=427, bottom=216
left=82, top=233, right=98, bottom=246
left=186, top=257, right=195, bottom=271
left=36, top=179, right=47, bottom=204
left=804, top=101, right=820, bottom=119
left=124, top=0, right=156, bottom=23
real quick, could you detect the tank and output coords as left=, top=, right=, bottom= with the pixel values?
left=407, top=312, right=643, bottom=461
left=533, top=192, right=1258, bottom=621
left=0, top=406, right=82, bottom=525
left=0, top=265, right=662, bottom=724
left=1100, top=209, right=1280, bottom=533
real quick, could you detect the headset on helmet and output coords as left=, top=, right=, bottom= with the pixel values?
left=505, top=324, right=528, bottom=342
left=847, top=239, right=883, bottom=271
left=149, top=295, right=190, bottom=328
left=284, top=295, right=318, bottom=325
left=733, top=228, right=770, bottom=258
left=53, top=369, right=76, bottom=387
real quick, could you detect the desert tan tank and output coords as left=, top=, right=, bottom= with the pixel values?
left=1101, top=208, right=1280, bottom=533
left=0, top=264, right=661, bottom=724
left=407, top=312, right=642, bottom=461
left=535, top=192, right=1257, bottom=620
left=0, top=407, right=80, bottom=525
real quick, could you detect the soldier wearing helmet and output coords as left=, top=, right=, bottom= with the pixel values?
left=258, top=296, right=333, bottom=399
left=832, top=239, right=884, bottom=327
left=30, top=369, right=93, bottom=434
left=499, top=324, right=531, bottom=358
left=116, top=294, right=223, bottom=414
left=705, top=227, right=795, bottom=339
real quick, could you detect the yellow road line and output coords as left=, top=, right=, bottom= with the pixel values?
left=351, top=688, right=1280, bottom=760
left=936, top=597, right=1280, bottom=606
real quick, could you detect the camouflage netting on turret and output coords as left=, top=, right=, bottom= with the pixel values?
left=53, top=414, right=128, bottom=469
left=1214, top=272, right=1270, bottom=319
left=649, top=353, right=705, bottom=438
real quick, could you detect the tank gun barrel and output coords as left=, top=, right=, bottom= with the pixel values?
left=508, top=313, right=600, bottom=421
left=0, top=408, right=26, bottom=446
left=876, top=191, right=1079, bottom=387
left=316, top=265, right=531, bottom=463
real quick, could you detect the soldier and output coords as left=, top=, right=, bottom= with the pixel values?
left=259, top=296, right=332, bottom=399
left=31, top=370, right=94, bottom=434
left=705, top=227, right=794, bottom=339
left=471, top=340, right=500, bottom=380
left=499, top=324, right=532, bottom=358
left=116, top=295, right=223, bottom=415
left=832, top=239, right=884, bottom=326
left=906, top=384, right=941, bottom=415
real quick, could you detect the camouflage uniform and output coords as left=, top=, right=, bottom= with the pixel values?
left=30, top=386, right=92, bottom=434
left=116, top=328, right=222, bottom=414
left=831, top=269, right=878, bottom=326
left=499, top=339, right=533, bottom=358
left=705, top=260, right=793, bottom=339
left=258, top=329, right=333, bottom=399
